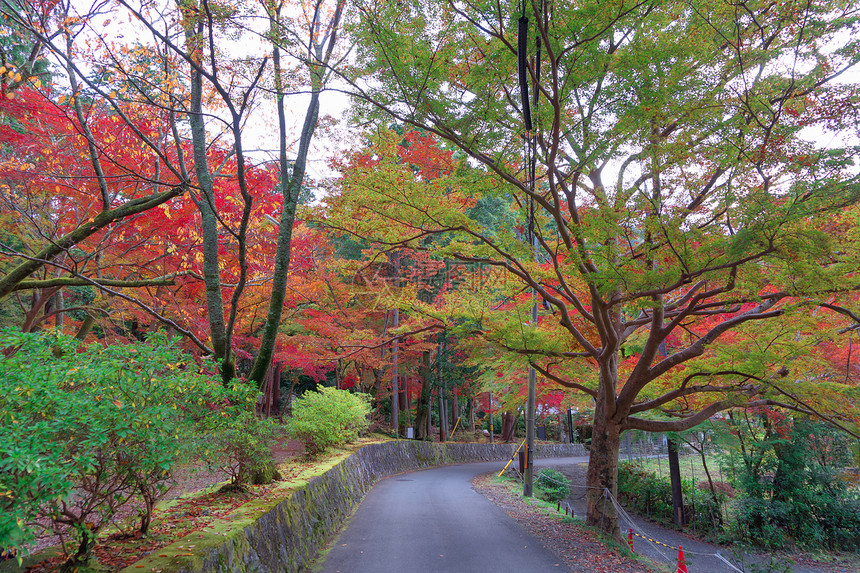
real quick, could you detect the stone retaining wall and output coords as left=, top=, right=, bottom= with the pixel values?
left=124, top=441, right=586, bottom=573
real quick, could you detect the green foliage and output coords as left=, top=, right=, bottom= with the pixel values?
left=343, top=0, right=860, bottom=538
left=285, top=387, right=371, bottom=456
left=200, top=388, right=282, bottom=487
left=0, top=329, right=270, bottom=562
left=729, top=419, right=860, bottom=550
left=617, top=461, right=725, bottom=540
left=535, top=468, right=570, bottom=503
left=617, top=462, right=675, bottom=523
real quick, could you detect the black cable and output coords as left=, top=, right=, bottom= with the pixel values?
left=518, top=16, right=532, bottom=132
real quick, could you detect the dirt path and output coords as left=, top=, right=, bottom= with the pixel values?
left=547, top=461, right=860, bottom=573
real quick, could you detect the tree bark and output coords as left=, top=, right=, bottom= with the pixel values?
left=667, top=435, right=685, bottom=526
left=248, top=0, right=345, bottom=386
left=585, top=360, right=623, bottom=541
left=415, top=350, right=432, bottom=439
left=501, top=411, right=517, bottom=442
left=398, top=381, right=408, bottom=436
left=585, top=407, right=622, bottom=541
left=183, top=10, right=231, bottom=383
left=438, top=393, right=447, bottom=442
left=391, top=308, right=400, bottom=436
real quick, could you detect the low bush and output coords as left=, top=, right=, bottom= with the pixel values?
left=535, top=468, right=570, bottom=503
left=617, top=461, right=726, bottom=539
left=0, top=330, right=273, bottom=567
left=617, top=462, right=675, bottom=523
left=732, top=481, right=860, bottom=550
left=727, top=419, right=860, bottom=551
left=285, top=387, right=371, bottom=456
left=200, top=385, right=282, bottom=487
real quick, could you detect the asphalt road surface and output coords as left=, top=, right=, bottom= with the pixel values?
left=315, top=459, right=573, bottom=573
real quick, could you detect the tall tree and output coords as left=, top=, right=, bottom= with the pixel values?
left=341, top=0, right=860, bottom=538
left=0, top=0, right=189, bottom=319
left=2, top=0, right=347, bottom=381
left=248, top=0, right=347, bottom=388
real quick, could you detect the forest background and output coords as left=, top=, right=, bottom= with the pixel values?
left=1, top=0, right=860, bottom=558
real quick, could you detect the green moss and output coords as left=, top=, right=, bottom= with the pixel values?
left=0, top=547, right=64, bottom=573
left=119, top=520, right=238, bottom=572
left=116, top=442, right=383, bottom=572
left=116, top=439, right=557, bottom=573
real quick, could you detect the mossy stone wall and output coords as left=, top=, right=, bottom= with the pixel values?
left=123, top=441, right=587, bottom=573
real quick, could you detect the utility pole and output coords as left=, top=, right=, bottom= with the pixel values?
left=524, top=246, right=538, bottom=497
left=517, top=0, right=541, bottom=498
left=488, top=391, right=494, bottom=444
left=391, top=306, right=399, bottom=437
left=567, top=408, right=575, bottom=444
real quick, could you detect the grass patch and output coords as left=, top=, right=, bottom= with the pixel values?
left=620, top=454, right=718, bottom=485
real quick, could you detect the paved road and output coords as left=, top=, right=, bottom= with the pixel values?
left=315, top=459, right=573, bottom=573
left=315, top=454, right=853, bottom=573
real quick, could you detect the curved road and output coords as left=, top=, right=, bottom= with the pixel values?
left=315, top=455, right=849, bottom=573
left=315, top=459, right=574, bottom=573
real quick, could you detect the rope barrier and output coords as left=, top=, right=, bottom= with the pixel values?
left=630, top=531, right=677, bottom=549
left=602, top=486, right=744, bottom=571
left=496, top=451, right=744, bottom=571
left=601, top=489, right=671, bottom=563
left=715, top=553, right=745, bottom=573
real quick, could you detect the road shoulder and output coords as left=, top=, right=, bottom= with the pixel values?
left=471, top=473, right=662, bottom=573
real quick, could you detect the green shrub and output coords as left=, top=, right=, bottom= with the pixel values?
left=285, top=387, right=371, bottom=456
left=200, top=386, right=282, bottom=487
left=617, top=461, right=726, bottom=539
left=617, top=462, right=675, bottom=523
left=727, top=419, right=860, bottom=550
left=0, top=330, right=233, bottom=564
left=535, top=468, right=570, bottom=503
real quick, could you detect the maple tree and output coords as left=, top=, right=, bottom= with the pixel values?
left=2, top=0, right=859, bottom=553
left=106, top=0, right=347, bottom=384
left=320, top=127, right=490, bottom=435
left=0, top=83, right=190, bottom=335
left=0, top=0, right=346, bottom=388
left=245, top=0, right=347, bottom=388
left=0, top=1, right=201, bottom=342
left=338, top=0, right=860, bottom=538
left=288, top=224, right=445, bottom=430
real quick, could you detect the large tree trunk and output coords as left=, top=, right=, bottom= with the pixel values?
left=391, top=308, right=400, bottom=436
left=398, top=382, right=408, bottom=436
left=585, top=361, right=624, bottom=541
left=184, top=15, right=232, bottom=384
left=248, top=2, right=325, bottom=387
left=585, top=409, right=622, bottom=540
